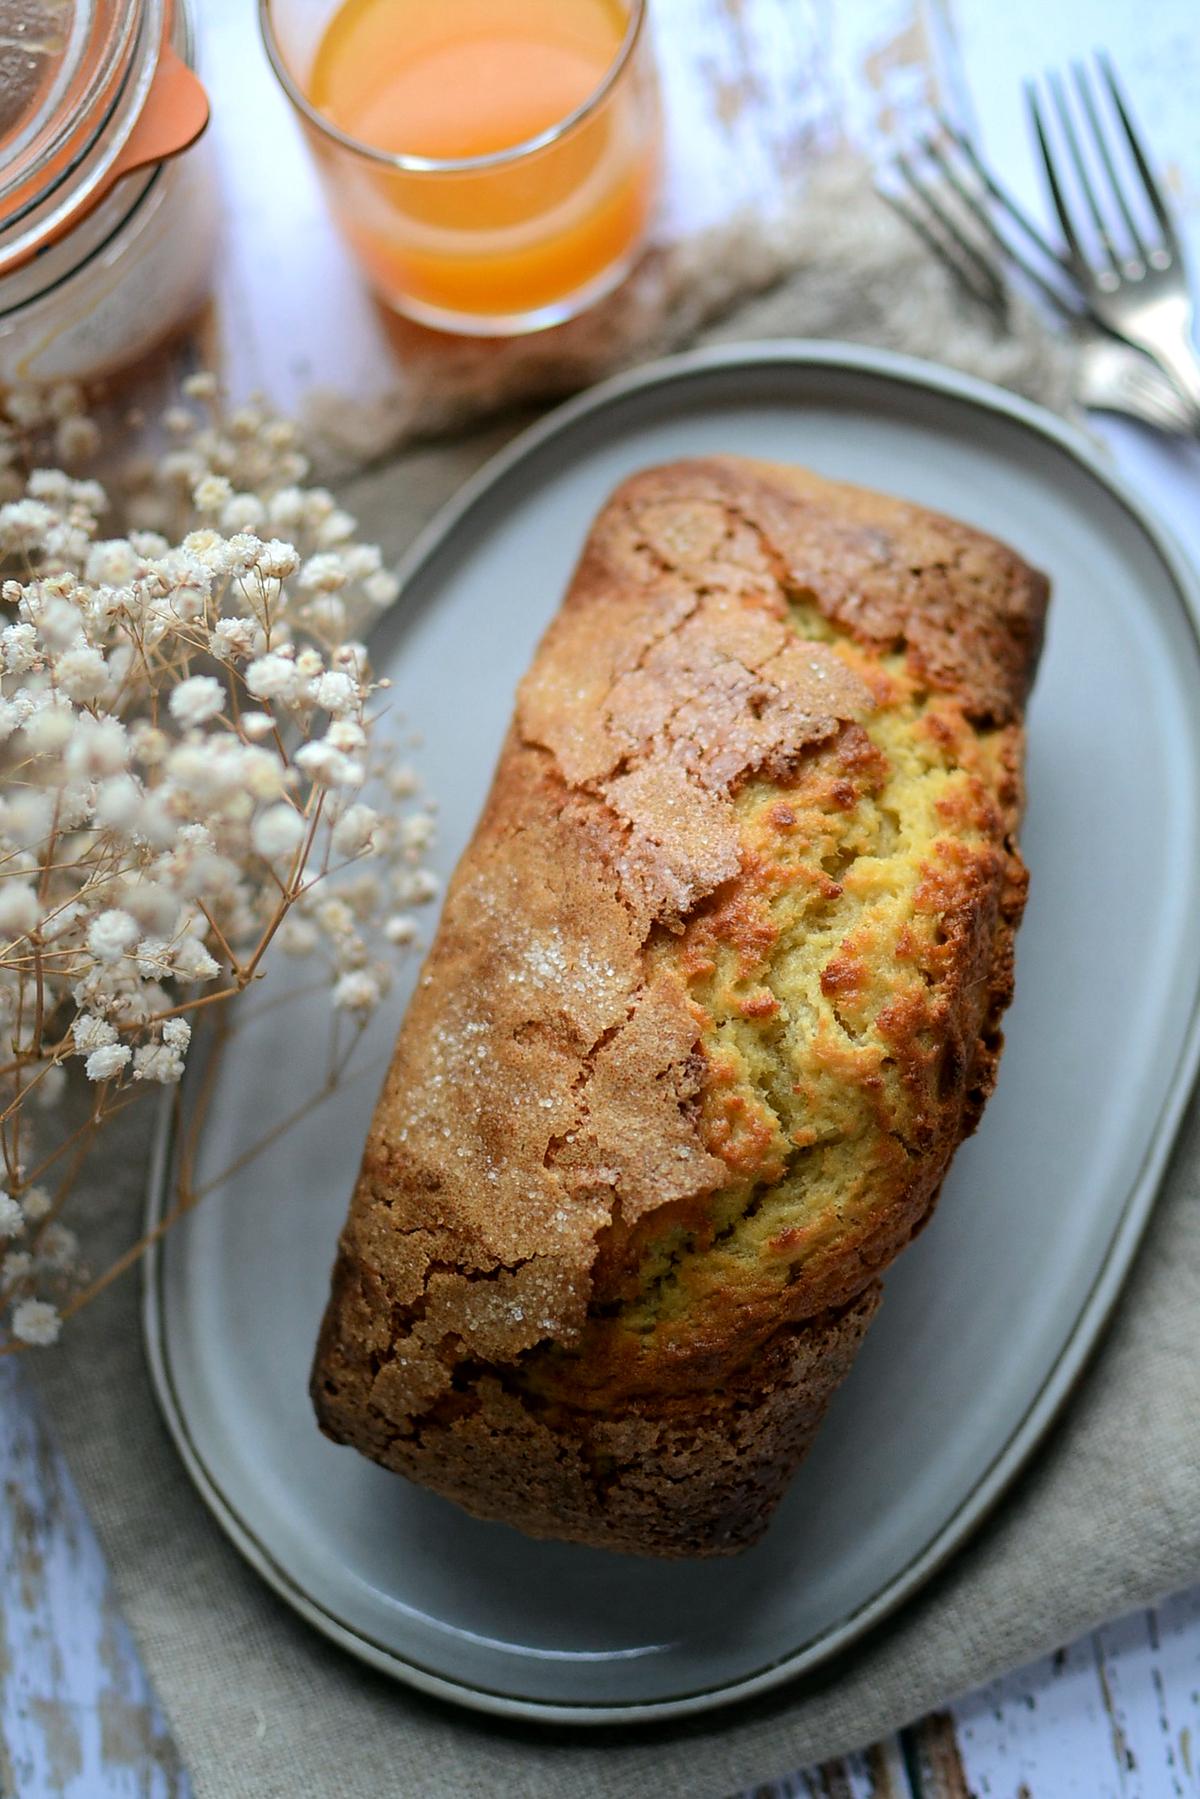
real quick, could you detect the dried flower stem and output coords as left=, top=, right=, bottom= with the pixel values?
left=0, top=379, right=437, bottom=1348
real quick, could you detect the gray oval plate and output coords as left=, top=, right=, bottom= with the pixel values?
left=144, top=342, right=1200, bottom=1724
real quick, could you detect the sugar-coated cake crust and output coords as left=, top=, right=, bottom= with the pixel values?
left=312, top=456, right=1048, bottom=1556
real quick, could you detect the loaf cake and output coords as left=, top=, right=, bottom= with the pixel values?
left=312, top=455, right=1048, bottom=1557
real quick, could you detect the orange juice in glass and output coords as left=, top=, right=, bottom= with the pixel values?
left=261, top=0, right=660, bottom=334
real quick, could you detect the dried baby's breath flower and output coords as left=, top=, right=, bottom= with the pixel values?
left=394, top=868, right=439, bottom=906
left=12, top=1298, right=61, bottom=1346
left=332, top=970, right=382, bottom=1014
left=84, top=1043, right=132, bottom=1081
left=388, top=763, right=420, bottom=798
left=332, top=803, right=377, bottom=859
left=193, top=472, right=233, bottom=513
left=169, top=674, right=225, bottom=726
left=20, top=1186, right=52, bottom=1221
left=0, top=379, right=430, bottom=1351
left=252, top=803, right=305, bottom=860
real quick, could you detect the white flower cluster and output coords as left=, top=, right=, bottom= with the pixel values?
left=0, top=381, right=437, bottom=1350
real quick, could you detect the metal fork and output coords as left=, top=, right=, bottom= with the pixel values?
left=1026, top=54, right=1200, bottom=423
left=881, top=143, right=1197, bottom=434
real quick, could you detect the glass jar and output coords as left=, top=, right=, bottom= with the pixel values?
left=0, top=0, right=216, bottom=387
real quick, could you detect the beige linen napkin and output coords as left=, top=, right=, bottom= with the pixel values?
left=304, top=160, right=1077, bottom=463
left=34, top=179, right=1200, bottom=1799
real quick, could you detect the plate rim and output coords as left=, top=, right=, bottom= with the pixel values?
left=143, top=337, right=1200, bottom=1726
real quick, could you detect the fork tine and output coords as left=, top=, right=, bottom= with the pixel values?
left=918, top=131, right=1084, bottom=324
left=877, top=183, right=1004, bottom=315
left=935, top=110, right=1065, bottom=266
left=1098, top=50, right=1181, bottom=262
left=1079, top=343, right=1196, bottom=431
left=1120, top=360, right=1194, bottom=427
left=890, top=151, right=1008, bottom=313
left=1048, top=67, right=1121, bottom=273
left=888, top=155, right=1193, bottom=432
left=1071, top=57, right=1149, bottom=265
left=1025, top=78, right=1089, bottom=274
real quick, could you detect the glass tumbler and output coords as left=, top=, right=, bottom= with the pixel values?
left=260, top=0, right=660, bottom=336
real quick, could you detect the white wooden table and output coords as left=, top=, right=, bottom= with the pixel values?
left=5, top=0, right=1200, bottom=1793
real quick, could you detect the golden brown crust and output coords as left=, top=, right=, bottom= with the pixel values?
left=311, top=457, right=1048, bottom=1557
left=314, top=1274, right=882, bottom=1556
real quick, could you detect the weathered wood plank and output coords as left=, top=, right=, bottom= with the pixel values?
left=0, top=1361, right=189, bottom=1799
left=924, top=1596, right=1200, bottom=1796
left=750, top=1736, right=915, bottom=1798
